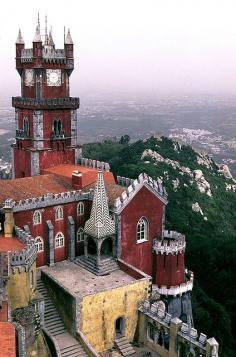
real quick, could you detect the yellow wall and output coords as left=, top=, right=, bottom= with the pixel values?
left=7, top=262, right=37, bottom=310
left=80, top=279, right=149, bottom=352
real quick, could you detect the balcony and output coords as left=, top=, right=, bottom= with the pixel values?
left=12, top=97, right=80, bottom=110
left=15, top=129, right=30, bottom=139
left=153, top=230, right=186, bottom=255
left=51, top=130, right=66, bottom=140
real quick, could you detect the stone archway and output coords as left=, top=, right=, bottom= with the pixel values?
left=101, top=237, right=113, bottom=256
left=87, top=237, right=97, bottom=255
left=115, top=317, right=125, bottom=338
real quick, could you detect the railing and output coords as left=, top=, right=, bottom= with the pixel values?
left=43, top=48, right=65, bottom=59
left=12, top=97, right=80, bottom=110
left=16, top=129, right=30, bottom=139
left=51, top=130, right=65, bottom=140
left=9, top=227, right=37, bottom=268
left=153, top=231, right=186, bottom=255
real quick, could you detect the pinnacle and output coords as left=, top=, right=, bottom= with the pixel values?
left=65, top=29, right=73, bottom=44
left=33, top=24, right=42, bottom=42
left=16, top=29, right=24, bottom=44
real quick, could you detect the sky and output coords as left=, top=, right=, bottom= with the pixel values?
left=1, top=0, right=236, bottom=99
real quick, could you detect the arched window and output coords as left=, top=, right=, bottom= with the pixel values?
left=77, top=202, right=84, bottom=216
left=77, top=227, right=84, bottom=242
left=35, top=236, right=44, bottom=252
left=136, top=217, right=148, bottom=243
left=23, top=117, right=29, bottom=136
left=55, top=232, right=64, bottom=248
left=33, top=210, right=42, bottom=225
left=55, top=206, right=63, bottom=220
left=53, top=119, right=63, bottom=136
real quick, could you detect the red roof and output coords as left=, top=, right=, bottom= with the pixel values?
left=0, top=174, right=72, bottom=206
left=0, top=236, right=25, bottom=253
left=0, top=322, right=16, bottom=357
left=42, top=164, right=115, bottom=188
left=84, top=182, right=125, bottom=206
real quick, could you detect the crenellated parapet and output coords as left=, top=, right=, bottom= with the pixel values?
left=79, top=157, right=110, bottom=172
left=12, top=96, right=80, bottom=110
left=154, top=270, right=194, bottom=296
left=114, top=173, right=168, bottom=213
left=153, top=230, right=186, bottom=255
left=9, top=226, right=36, bottom=272
left=139, top=299, right=219, bottom=356
left=2, top=190, right=93, bottom=213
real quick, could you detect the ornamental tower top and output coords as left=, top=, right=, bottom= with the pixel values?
left=12, top=15, right=80, bottom=179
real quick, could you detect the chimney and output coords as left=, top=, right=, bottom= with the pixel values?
left=72, top=170, right=82, bottom=189
left=3, top=200, right=15, bottom=238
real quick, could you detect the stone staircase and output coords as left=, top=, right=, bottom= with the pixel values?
left=37, top=276, right=88, bottom=357
left=114, top=337, right=136, bottom=357
left=75, top=255, right=119, bottom=275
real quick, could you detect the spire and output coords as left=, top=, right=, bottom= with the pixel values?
left=48, top=28, right=55, bottom=46
left=16, top=29, right=24, bottom=44
left=84, top=170, right=115, bottom=239
left=33, top=13, right=42, bottom=42
left=65, top=29, right=73, bottom=44
left=44, top=15, right=49, bottom=45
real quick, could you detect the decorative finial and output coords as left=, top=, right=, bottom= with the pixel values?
left=16, top=29, right=25, bottom=44
left=48, top=28, right=54, bottom=46
left=65, top=28, right=73, bottom=45
left=37, top=12, right=40, bottom=31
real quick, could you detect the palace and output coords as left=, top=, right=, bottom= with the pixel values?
left=0, top=17, right=218, bottom=357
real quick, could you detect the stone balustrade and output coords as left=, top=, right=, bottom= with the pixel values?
left=153, top=230, right=186, bottom=255
left=79, top=157, right=110, bottom=172
left=12, top=97, right=80, bottom=110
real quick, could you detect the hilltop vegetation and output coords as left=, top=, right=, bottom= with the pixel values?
left=83, top=137, right=236, bottom=357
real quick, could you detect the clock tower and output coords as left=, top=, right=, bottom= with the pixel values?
left=12, top=18, right=80, bottom=178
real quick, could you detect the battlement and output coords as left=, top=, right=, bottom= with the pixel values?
left=12, top=96, right=80, bottom=110
left=139, top=300, right=219, bottom=356
left=153, top=270, right=193, bottom=296
left=153, top=230, right=186, bottom=255
left=9, top=226, right=36, bottom=270
left=79, top=157, right=110, bottom=172
left=114, top=173, right=168, bottom=212
left=3, top=190, right=93, bottom=213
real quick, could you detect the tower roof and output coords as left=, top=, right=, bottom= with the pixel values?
left=84, top=170, right=115, bottom=239
left=65, top=29, right=73, bottom=44
left=33, top=24, right=42, bottom=42
left=48, top=29, right=55, bottom=46
left=16, top=29, right=24, bottom=44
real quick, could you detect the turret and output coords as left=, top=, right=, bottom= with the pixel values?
left=15, top=29, right=25, bottom=74
left=65, top=29, right=74, bottom=74
left=32, top=15, right=42, bottom=67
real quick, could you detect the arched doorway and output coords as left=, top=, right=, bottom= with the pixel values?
left=87, top=237, right=97, bottom=255
left=115, top=317, right=125, bottom=338
left=101, top=237, right=113, bottom=256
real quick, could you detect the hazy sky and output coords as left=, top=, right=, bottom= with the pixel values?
left=1, top=0, right=236, bottom=98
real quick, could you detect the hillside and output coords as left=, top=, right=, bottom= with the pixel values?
left=83, top=136, right=236, bottom=357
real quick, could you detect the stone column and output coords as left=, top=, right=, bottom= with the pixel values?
left=97, top=239, right=102, bottom=265
left=112, top=235, right=116, bottom=258
left=67, top=216, right=75, bottom=261
left=84, top=235, right=88, bottom=258
left=169, top=317, right=182, bottom=357
left=206, top=337, right=219, bottom=357
left=46, top=220, right=54, bottom=267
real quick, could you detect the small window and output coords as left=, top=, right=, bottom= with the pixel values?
left=35, top=236, right=44, bottom=253
left=77, top=227, right=84, bottom=242
left=77, top=202, right=84, bottom=216
left=33, top=210, right=42, bottom=225
left=55, top=206, right=63, bottom=220
left=137, top=217, right=148, bottom=243
left=55, top=232, right=64, bottom=248
left=23, top=117, right=29, bottom=135
left=29, top=270, right=34, bottom=289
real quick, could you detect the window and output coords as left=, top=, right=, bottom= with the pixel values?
left=35, top=236, right=44, bottom=253
left=136, top=217, right=148, bottom=243
left=55, top=232, right=64, bottom=248
left=33, top=210, right=42, bottom=225
left=29, top=269, right=34, bottom=289
left=23, top=117, right=29, bottom=136
left=77, top=227, right=84, bottom=242
left=77, top=202, right=84, bottom=216
left=55, top=206, right=63, bottom=220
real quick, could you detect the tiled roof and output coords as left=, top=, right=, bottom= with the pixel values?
left=0, top=174, right=72, bottom=206
left=0, top=322, right=16, bottom=357
left=84, top=182, right=125, bottom=206
left=42, top=164, right=115, bottom=187
left=0, top=236, right=25, bottom=253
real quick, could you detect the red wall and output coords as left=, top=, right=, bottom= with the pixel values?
left=13, top=148, right=31, bottom=178
left=154, top=253, right=185, bottom=287
left=120, top=186, right=164, bottom=277
left=39, top=149, right=75, bottom=171
left=14, top=200, right=92, bottom=267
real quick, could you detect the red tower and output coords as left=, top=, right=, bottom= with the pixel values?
left=12, top=18, right=80, bottom=178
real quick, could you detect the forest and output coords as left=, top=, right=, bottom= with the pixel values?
left=83, top=136, right=236, bottom=357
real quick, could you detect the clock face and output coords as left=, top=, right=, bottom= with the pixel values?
left=25, top=69, right=34, bottom=86
left=46, top=69, right=61, bottom=86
